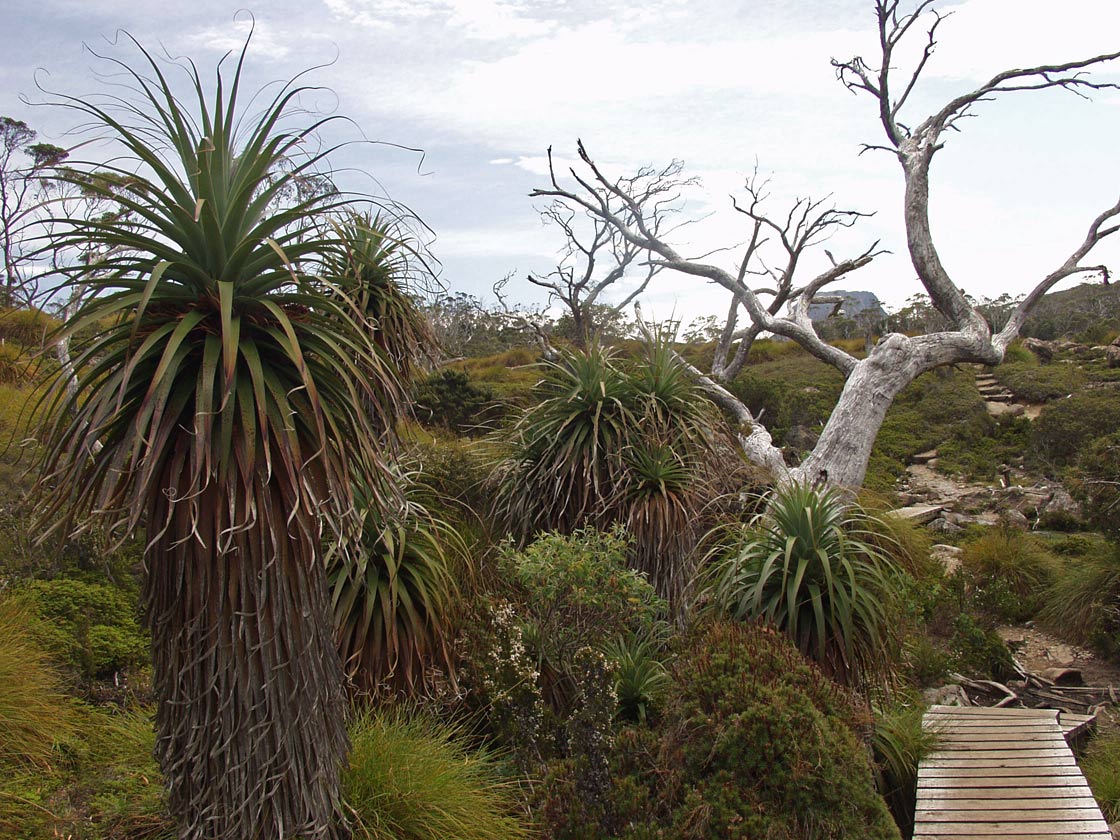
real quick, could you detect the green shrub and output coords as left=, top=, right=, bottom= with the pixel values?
left=19, top=579, right=148, bottom=679
left=604, top=632, right=670, bottom=724
left=509, top=527, right=665, bottom=671
left=412, top=369, right=498, bottom=435
left=995, top=359, right=1087, bottom=402
left=948, top=613, right=1015, bottom=681
left=604, top=622, right=901, bottom=840
left=344, top=709, right=529, bottom=840
left=1033, top=389, right=1120, bottom=467
left=1082, top=734, right=1120, bottom=823
left=959, top=528, right=1057, bottom=622
left=702, top=483, right=903, bottom=688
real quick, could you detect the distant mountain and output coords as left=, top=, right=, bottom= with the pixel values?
left=806, top=290, right=885, bottom=322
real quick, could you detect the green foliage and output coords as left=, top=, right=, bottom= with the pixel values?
left=330, top=473, right=465, bottom=698
left=1033, top=389, right=1120, bottom=467
left=19, top=579, right=148, bottom=679
left=937, top=415, right=1032, bottom=482
left=412, top=369, right=497, bottom=435
left=509, top=527, right=665, bottom=671
left=947, top=613, right=1015, bottom=681
left=343, top=709, right=529, bottom=840
left=995, top=359, right=1087, bottom=402
left=727, top=354, right=843, bottom=447
left=1082, top=734, right=1120, bottom=823
left=604, top=622, right=900, bottom=840
left=604, top=633, right=670, bottom=724
left=959, top=528, right=1057, bottom=622
left=702, top=483, right=903, bottom=687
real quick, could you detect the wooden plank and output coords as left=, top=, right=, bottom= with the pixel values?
left=918, top=777, right=1094, bottom=790
left=923, top=755, right=1078, bottom=768
left=924, top=748, right=1074, bottom=759
left=918, top=770, right=1084, bottom=784
left=914, top=832, right=1112, bottom=840
left=928, top=706, right=1058, bottom=718
left=932, top=738, right=1070, bottom=749
left=917, top=785, right=1096, bottom=801
left=916, top=797, right=1101, bottom=811
left=917, top=807, right=1108, bottom=822
left=913, top=821, right=1111, bottom=835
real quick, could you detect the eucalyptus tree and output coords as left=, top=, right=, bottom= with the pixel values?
left=35, top=40, right=410, bottom=839
left=532, top=0, right=1120, bottom=489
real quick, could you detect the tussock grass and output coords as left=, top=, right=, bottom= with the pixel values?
left=960, top=528, right=1057, bottom=622
left=0, top=597, right=75, bottom=768
left=1082, top=734, right=1120, bottom=823
left=344, top=710, right=529, bottom=840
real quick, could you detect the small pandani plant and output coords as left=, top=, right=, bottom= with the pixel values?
left=701, top=481, right=903, bottom=688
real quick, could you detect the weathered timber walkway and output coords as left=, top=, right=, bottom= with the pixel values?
left=914, top=705, right=1110, bottom=839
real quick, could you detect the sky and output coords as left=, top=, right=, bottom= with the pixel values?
left=2, top=0, right=1119, bottom=326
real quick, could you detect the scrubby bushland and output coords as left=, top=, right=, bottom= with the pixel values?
left=994, top=359, right=1087, bottom=402
left=343, top=710, right=529, bottom=840
left=701, top=483, right=903, bottom=688
left=412, top=369, right=499, bottom=436
left=593, top=622, right=900, bottom=840
left=866, top=366, right=989, bottom=490
left=1033, top=389, right=1120, bottom=468
left=1082, top=734, right=1120, bottom=824
left=1069, top=432, right=1120, bottom=534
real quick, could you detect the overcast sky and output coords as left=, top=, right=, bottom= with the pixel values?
left=2, top=0, right=1118, bottom=324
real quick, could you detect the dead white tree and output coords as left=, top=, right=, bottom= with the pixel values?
left=528, top=160, right=691, bottom=347
left=531, top=0, right=1120, bottom=490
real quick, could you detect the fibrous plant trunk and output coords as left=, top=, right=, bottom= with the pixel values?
left=145, top=449, right=347, bottom=840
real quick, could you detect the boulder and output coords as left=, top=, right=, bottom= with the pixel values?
left=929, top=516, right=963, bottom=535
left=1040, top=488, right=1083, bottom=523
left=889, top=504, right=945, bottom=525
left=1023, top=337, right=1054, bottom=362
left=1001, top=509, right=1030, bottom=530
left=930, top=544, right=963, bottom=575
left=1107, top=343, right=1120, bottom=369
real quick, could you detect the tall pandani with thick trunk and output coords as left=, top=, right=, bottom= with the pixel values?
left=34, top=37, right=411, bottom=840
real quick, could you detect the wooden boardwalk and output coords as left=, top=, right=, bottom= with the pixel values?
left=914, top=705, right=1111, bottom=839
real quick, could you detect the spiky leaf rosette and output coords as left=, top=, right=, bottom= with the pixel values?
left=701, top=482, right=902, bottom=689
left=34, top=37, right=408, bottom=840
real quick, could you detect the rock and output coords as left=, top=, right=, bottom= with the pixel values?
left=889, top=504, right=945, bottom=525
left=1107, top=344, right=1120, bottom=369
left=930, top=544, right=963, bottom=575
left=922, top=684, right=969, bottom=706
left=911, top=449, right=939, bottom=465
left=987, top=400, right=1025, bottom=417
left=1001, top=509, right=1030, bottom=530
left=929, top=516, right=963, bottom=534
left=1109, top=821, right=1119, bottom=840
left=1040, top=488, right=1083, bottom=523
left=1023, top=337, right=1054, bottom=362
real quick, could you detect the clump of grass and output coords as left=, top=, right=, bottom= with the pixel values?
left=0, top=597, right=75, bottom=768
left=1082, top=735, right=1120, bottom=823
left=960, top=528, right=1057, bottom=622
left=1040, top=544, right=1120, bottom=654
left=344, top=709, right=529, bottom=840
left=872, top=699, right=941, bottom=835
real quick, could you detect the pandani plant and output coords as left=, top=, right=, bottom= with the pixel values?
left=33, top=36, right=413, bottom=840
